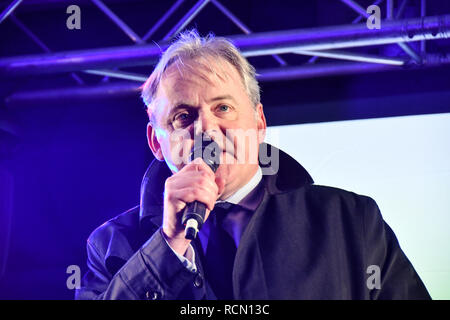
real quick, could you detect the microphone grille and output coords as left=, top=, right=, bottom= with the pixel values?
left=190, top=137, right=221, bottom=173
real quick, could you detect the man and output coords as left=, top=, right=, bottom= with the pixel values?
left=76, top=30, right=430, bottom=300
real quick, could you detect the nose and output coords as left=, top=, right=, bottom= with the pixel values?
left=194, top=109, right=220, bottom=139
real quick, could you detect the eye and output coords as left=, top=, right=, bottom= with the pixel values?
left=175, top=112, right=189, bottom=121
left=172, top=111, right=194, bottom=128
left=217, top=104, right=230, bottom=112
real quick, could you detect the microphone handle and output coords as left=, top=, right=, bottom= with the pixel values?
left=182, top=201, right=207, bottom=240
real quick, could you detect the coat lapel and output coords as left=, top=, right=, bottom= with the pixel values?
left=232, top=190, right=271, bottom=299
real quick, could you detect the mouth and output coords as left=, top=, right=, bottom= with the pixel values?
left=184, top=135, right=253, bottom=167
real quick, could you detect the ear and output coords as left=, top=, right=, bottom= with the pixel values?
left=255, top=103, right=267, bottom=144
left=147, top=122, right=164, bottom=161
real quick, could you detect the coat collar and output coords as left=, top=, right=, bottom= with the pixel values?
left=138, top=143, right=314, bottom=227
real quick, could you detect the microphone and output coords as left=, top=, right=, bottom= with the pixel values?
left=182, top=136, right=221, bottom=240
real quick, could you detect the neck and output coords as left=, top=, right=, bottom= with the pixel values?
left=219, top=165, right=261, bottom=202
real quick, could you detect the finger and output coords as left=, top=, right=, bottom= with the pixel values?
left=168, top=171, right=219, bottom=195
left=184, top=158, right=216, bottom=177
left=172, top=186, right=218, bottom=211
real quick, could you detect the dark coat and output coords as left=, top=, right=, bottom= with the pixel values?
left=75, top=144, right=430, bottom=300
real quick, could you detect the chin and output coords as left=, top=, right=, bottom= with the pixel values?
left=216, top=163, right=255, bottom=188
left=215, top=163, right=232, bottom=180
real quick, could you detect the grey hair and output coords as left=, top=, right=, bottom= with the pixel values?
left=140, top=29, right=260, bottom=121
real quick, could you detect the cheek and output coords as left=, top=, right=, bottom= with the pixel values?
left=165, top=135, right=193, bottom=167
left=222, top=131, right=259, bottom=164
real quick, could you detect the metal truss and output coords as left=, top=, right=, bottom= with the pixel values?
left=1, top=0, right=450, bottom=102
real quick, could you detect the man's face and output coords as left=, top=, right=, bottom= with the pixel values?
left=146, top=57, right=266, bottom=199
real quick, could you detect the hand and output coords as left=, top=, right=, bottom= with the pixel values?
left=162, top=158, right=225, bottom=256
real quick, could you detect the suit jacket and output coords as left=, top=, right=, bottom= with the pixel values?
left=75, top=144, right=430, bottom=300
